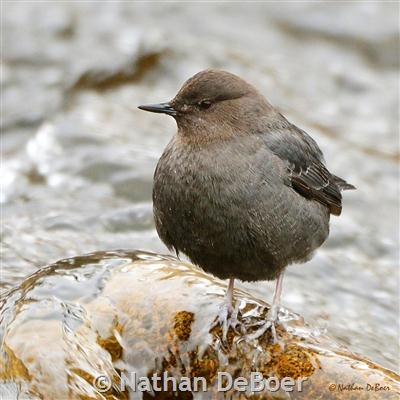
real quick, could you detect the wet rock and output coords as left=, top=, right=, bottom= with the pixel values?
left=1, top=251, right=399, bottom=399
left=68, top=49, right=166, bottom=92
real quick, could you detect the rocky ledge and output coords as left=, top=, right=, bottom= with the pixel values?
left=1, top=251, right=399, bottom=399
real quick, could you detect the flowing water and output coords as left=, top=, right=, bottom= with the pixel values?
left=1, top=2, right=399, bottom=372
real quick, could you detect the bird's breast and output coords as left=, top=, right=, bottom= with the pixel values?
left=153, top=136, right=282, bottom=247
left=152, top=135, right=329, bottom=271
left=153, top=135, right=277, bottom=210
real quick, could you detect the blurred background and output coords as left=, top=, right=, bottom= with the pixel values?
left=1, top=2, right=399, bottom=371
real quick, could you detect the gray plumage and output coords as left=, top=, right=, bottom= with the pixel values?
left=140, top=70, right=355, bottom=282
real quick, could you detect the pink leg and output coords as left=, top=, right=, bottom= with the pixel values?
left=270, top=273, right=284, bottom=315
left=226, top=278, right=235, bottom=314
left=268, top=272, right=284, bottom=342
left=246, top=272, right=285, bottom=342
left=212, top=278, right=237, bottom=340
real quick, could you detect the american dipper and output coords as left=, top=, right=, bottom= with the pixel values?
left=139, top=69, right=355, bottom=340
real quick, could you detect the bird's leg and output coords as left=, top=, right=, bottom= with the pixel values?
left=213, top=278, right=238, bottom=340
left=266, top=272, right=284, bottom=342
left=225, top=277, right=235, bottom=315
left=246, top=272, right=284, bottom=343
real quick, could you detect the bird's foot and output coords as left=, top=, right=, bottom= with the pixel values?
left=245, top=303, right=280, bottom=343
left=211, top=301, right=239, bottom=342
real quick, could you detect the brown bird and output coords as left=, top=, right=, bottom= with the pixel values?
left=139, top=69, right=355, bottom=341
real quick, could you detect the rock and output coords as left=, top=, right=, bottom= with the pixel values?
left=1, top=251, right=399, bottom=399
left=67, top=48, right=166, bottom=92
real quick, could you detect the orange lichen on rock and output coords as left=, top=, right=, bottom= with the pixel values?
left=274, top=345, right=316, bottom=379
left=189, top=349, right=219, bottom=383
left=173, top=311, right=194, bottom=341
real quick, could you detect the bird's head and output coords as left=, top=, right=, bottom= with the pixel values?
left=139, top=69, right=275, bottom=143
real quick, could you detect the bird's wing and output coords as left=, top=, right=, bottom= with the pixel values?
left=263, top=118, right=355, bottom=216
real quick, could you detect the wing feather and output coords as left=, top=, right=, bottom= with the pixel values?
left=263, top=118, right=355, bottom=216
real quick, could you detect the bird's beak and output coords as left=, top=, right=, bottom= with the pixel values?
left=138, top=102, right=177, bottom=116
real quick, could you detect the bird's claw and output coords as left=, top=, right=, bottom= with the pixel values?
left=245, top=304, right=280, bottom=343
left=211, top=301, right=239, bottom=342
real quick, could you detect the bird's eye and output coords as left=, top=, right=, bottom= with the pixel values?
left=198, top=100, right=212, bottom=109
